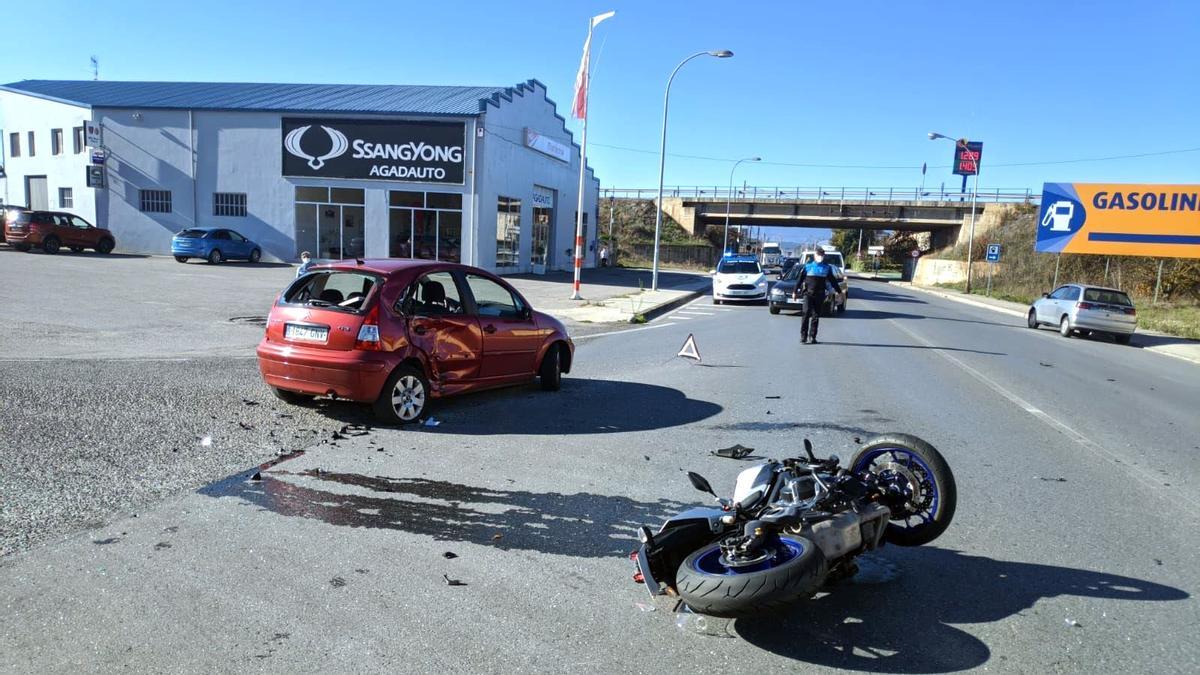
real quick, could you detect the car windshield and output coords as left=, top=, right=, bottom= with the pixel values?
left=762, top=246, right=781, bottom=254
left=802, top=253, right=844, bottom=267
left=176, top=229, right=206, bottom=238
left=283, top=271, right=379, bottom=313
left=1084, top=289, right=1133, bottom=306
left=718, top=261, right=761, bottom=275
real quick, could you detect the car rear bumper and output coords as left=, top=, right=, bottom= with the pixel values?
left=4, top=230, right=40, bottom=245
left=1073, top=316, right=1137, bottom=335
left=256, top=340, right=393, bottom=402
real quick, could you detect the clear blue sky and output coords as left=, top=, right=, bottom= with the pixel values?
left=5, top=0, right=1198, bottom=196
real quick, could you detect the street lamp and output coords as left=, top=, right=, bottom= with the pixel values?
left=929, top=130, right=981, bottom=294
left=651, top=49, right=734, bottom=291
left=723, top=156, right=760, bottom=255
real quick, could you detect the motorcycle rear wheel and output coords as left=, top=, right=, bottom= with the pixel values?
left=675, top=536, right=827, bottom=618
left=851, top=433, right=957, bottom=547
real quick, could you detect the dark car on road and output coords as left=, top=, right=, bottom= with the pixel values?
left=171, top=227, right=262, bottom=264
left=257, top=259, right=574, bottom=424
left=779, top=257, right=800, bottom=277
left=768, top=260, right=848, bottom=316
left=3, top=209, right=115, bottom=254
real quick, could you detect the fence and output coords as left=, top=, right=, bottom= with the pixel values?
left=601, top=186, right=1039, bottom=204
left=626, top=243, right=717, bottom=269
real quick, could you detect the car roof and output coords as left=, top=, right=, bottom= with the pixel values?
left=1077, top=284, right=1128, bottom=293
left=317, top=258, right=478, bottom=277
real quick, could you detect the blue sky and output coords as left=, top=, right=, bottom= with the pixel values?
left=4, top=0, right=1198, bottom=198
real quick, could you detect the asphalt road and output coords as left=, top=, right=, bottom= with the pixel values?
left=3, top=279, right=1198, bottom=673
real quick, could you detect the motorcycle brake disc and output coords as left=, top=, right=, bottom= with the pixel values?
left=879, top=462, right=925, bottom=509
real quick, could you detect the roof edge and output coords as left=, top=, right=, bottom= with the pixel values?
left=0, top=85, right=92, bottom=109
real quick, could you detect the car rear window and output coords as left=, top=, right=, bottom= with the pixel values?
left=284, top=271, right=380, bottom=313
left=176, top=229, right=206, bottom=238
left=5, top=210, right=30, bottom=225
left=1084, top=289, right=1133, bottom=306
left=719, top=261, right=761, bottom=274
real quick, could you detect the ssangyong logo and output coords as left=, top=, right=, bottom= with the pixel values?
left=284, top=125, right=349, bottom=171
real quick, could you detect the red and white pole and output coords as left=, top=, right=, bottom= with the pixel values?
left=570, top=60, right=590, bottom=300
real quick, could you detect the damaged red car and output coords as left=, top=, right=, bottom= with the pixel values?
left=257, top=259, right=574, bottom=424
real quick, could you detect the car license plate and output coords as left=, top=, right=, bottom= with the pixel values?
left=285, top=323, right=328, bottom=343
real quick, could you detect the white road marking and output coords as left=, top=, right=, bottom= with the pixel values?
left=677, top=311, right=714, bottom=316
left=889, top=319, right=1200, bottom=518
left=573, top=322, right=678, bottom=341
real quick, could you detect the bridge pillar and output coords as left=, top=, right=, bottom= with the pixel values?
left=659, top=197, right=702, bottom=235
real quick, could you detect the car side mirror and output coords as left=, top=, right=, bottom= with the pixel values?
left=686, top=471, right=718, bottom=499
left=1042, top=292, right=1049, bottom=298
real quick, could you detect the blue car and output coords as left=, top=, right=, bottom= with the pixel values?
left=171, top=227, right=262, bottom=264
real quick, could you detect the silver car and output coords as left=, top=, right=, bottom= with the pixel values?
left=1027, top=284, right=1137, bottom=343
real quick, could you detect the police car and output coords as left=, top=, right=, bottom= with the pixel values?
left=711, top=254, right=769, bottom=304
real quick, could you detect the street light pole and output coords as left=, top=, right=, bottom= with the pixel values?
left=651, top=49, right=733, bottom=291
left=723, top=156, right=760, bottom=256
left=929, top=131, right=982, bottom=294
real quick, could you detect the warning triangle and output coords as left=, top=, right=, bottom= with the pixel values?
left=677, top=333, right=701, bottom=362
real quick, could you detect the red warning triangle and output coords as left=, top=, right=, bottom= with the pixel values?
left=677, top=333, right=701, bottom=362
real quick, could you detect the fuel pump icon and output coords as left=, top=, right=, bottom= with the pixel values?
left=1042, top=201, right=1075, bottom=232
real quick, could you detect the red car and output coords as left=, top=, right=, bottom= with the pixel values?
left=3, top=209, right=116, bottom=254
left=257, top=259, right=574, bottom=424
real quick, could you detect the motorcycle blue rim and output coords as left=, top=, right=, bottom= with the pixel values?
left=853, top=447, right=939, bottom=529
left=690, top=537, right=807, bottom=576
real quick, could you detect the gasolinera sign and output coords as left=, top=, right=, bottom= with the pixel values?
left=282, top=118, right=465, bottom=184
left=1036, top=182, right=1200, bottom=259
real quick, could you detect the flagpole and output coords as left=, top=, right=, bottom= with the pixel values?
left=570, top=21, right=593, bottom=301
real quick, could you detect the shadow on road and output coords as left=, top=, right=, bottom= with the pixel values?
left=0, top=248, right=150, bottom=259
left=303, top=378, right=723, bottom=435
left=736, top=546, right=1189, bottom=673
left=201, top=469, right=687, bottom=558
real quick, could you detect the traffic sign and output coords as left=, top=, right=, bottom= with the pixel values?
left=867, top=245, right=884, bottom=256
left=911, top=249, right=920, bottom=258
left=84, top=121, right=102, bottom=147
left=90, top=148, right=107, bottom=165
left=85, top=165, right=105, bottom=188
left=986, top=244, right=1002, bottom=262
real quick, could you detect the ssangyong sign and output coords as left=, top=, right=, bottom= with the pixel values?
left=282, top=118, right=465, bottom=184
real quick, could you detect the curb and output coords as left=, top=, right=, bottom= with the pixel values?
left=896, top=281, right=1200, bottom=367
left=639, top=285, right=710, bottom=323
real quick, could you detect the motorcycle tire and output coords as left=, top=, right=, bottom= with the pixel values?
left=850, top=433, right=957, bottom=547
left=675, top=535, right=827, bottom=618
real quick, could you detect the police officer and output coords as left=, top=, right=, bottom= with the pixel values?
left=795, top=246, right=840, bottom=344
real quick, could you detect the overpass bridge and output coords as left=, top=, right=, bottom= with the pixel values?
left=601, top=186, right=1039, bottom=249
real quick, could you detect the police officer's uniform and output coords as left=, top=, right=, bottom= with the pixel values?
left=795, top=257, right=839, bottom=343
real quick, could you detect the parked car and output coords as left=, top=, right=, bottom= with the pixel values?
left=3, top=209, right=115, bottom=254
left=768, top=257, right=848, bottom=316
left=1028, top=284, right=1137, bottom=343
left=171, top=227, right=262, bottom=264
left=711, top=255, right=768, bottom=304
left=257, top=259, right=574, bottom=424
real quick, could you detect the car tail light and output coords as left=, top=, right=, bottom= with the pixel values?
left=1124, top=307, right=1136, bottom=315
left=1076, top=302, right=1094, bottom=310
left=355, top=304, right=381, bottom=351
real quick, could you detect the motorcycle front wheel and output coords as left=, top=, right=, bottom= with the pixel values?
left=675, top=536, right=827, bottom=618
left=851, top=433, right=957, bottom=546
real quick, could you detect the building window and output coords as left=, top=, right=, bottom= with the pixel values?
left=8, top=132, right=18, bottom=157
left=73, top=127, right=84, bottom=154
left=496, top=197, right=521, bottom=268
left=294, top=186, right=366, bottom=259
left=213, top=192, right=247, bottom=217
left=59, top=188, right=73, bottom=209
left=51, top=129, right=63, bottom=155
left=139, top=189, right=172, bottom=213
left=387, top=190, right=463, bottom=262
left=27, top=131, right=35, bottom=157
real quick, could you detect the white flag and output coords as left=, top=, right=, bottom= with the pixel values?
left=572, top=11, right=615, bottom=120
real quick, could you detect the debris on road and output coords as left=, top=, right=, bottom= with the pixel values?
left=643, top=455, right=650, bottom=461
left=634, top=602, right=657, bottom=613
left=492, top=533, right=503, bottom=541
left=238, top=421, right=255, bottom=431
left=1036, top=476, right=1068, bottom=482
left=442, top=551, right=458, bottom=559
left=1039, top=362, right=1054, bottom=368
left=199, top=435, right=213, bottom=447
left=423, top=418, right=442, bottom=427
left=765, top=395, right=781, bottom=400
left=1065, top=618, right=1082, bottom=628
left=92, top=537, right=120, bottom=545
left=340, top=424, right=370, bottom=437
left=442, top=574, right=467, bottom=587
left=329, top=577, right=347, bottom=588
left=249, top=471, right=262, bottom=481
left=712, top=444, right=753, bottom=460
left=241, top=399, right=259, bottom=406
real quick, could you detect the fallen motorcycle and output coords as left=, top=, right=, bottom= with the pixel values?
left=631, top=434, right=956, bottom=617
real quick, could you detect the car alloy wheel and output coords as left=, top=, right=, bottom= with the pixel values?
left=208, top=249, right=223, bottom=264
left=1059, top=316, right=1072, bottom=337
left=250, top=248, right=261, bottom=263
left=1027, top=309, right=1039, bottom=329
left=391, top=374, right=426, bottom=421
left=96, top=238, right=114, bottom=254
left=43, top=237, right=60, bottom=254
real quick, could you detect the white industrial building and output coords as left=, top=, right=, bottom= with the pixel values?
left=0, top=79, right=600, bottom=272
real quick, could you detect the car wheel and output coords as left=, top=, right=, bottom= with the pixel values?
left=1027, top=308, right=1039, bottom=329
left=174, top=256, right=189, bottom=263
left=838, top=299, right=847, bottom=314
left=373, top=365, right=430, bottom=425
left=249, top=248, right=261, bottom=263
left=42, top=236, right=61, bottom=254
left=208, top=248, right=223, bottom=264
left=539, top=344, right=562, bottom=391
left=769, top=304, right=781, bottom=315
left=96, top=238, right=114, bottom=254
left=69, top=246, right=84, bottom=253
left=272, top=387, right=314, bottom=405
left=1059, top=316, right=1073, bottom=337
left=712, top=298, right=722, bottom=305
left=1114, top=333, right=1132, bottom=345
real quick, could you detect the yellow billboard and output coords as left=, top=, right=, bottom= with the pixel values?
left=1036, top=183, right=1200, bottom=258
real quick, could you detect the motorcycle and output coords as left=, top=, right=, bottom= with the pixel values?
left=631, top=434, right=956, bottom=617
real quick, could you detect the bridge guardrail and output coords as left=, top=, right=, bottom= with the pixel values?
left=600, top=186, right=1040, bottom=204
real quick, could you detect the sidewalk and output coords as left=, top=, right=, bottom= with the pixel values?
left=503, top=267, right=710, bottom=324
left=890, top=280, right=1200, bottom=366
